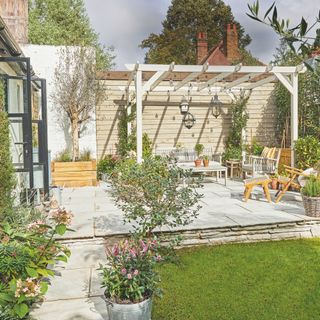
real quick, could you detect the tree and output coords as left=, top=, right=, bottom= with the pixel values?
left=247, top=1, right=320, bottom=72
left=140, top=0, right=252, bottom=64
left=52, top=47, right=105, bottom=160
left=28, top=0, right=114, bottom=70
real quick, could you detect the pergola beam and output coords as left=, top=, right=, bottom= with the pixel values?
left=143, top=62, right=175, bottom=92
left=127, top=62, right=138, bottom=90
left=223, top=72, right=257, bottom=89
left=274, top=72, right=294, bottom=94
left=174, top=62, right=209, bottom=91
left=244, top=75, right=277, bottom=90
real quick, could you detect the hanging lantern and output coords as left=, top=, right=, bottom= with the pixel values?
left=179, top=96, right=189, bottom=114
left=183, top=112, right=196, bottom=129
left=210, top=94, right=222, bottom=118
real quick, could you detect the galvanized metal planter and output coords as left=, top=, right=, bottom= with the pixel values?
left=106, top=298, right=152, bottom=320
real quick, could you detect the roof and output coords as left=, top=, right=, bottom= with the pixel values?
left=199, top=41, right=230, bottom=66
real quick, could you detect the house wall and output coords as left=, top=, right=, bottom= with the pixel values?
left=21, top=44, right=97, bottom=159
left=96, top=79, right=277, bottom=160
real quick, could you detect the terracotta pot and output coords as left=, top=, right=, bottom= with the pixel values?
left=194, top=159, right=202, bottom=167
left=271, top=178, right=278, bottom=190
left=203, top=159, right=209, bottom=167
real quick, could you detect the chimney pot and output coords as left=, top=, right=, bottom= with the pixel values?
left=225, top=24, right=240, bottom=63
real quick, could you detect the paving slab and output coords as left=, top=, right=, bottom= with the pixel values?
left=32, top=296, right=109, bottom=320
left=46, top=268, right=91, bottom=301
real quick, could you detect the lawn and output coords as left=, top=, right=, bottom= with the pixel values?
left=153, top=239, right=320, bottom=320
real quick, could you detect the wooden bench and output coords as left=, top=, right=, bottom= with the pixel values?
left=244, top=176, right=272, bottom=202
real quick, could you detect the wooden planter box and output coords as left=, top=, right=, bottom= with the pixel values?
left=51, top=160, right=97, bottom=187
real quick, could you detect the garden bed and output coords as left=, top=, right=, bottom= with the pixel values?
left=51, top=160, right=97, bottom=187
left=153, top=239, right=320, bottom=319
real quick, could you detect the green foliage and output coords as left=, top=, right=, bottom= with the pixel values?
left=140, top=0, right=251, bottom=64
left=97, top=155, right=119, bottom=179
left=153, top=239, right=320, bottom=319
left=273, top=45, right=320, bottom=144
left=99, top=238, right=162, bottom=303
left=54, top=149, right=72, bottom=162
left=194, top=143, right=204, bottom=158
left=223, top=93, right=249, bottom=161
left=117, top=105, right=152, bottom=159
left=245, top=139, right=264, bottom=156
left=295, top=136, right=320, bottom=169
left=0, top=111, right=15, bottom=221
left=79, top=148, right=92, bottom=161
left=0, top=205, right=72, bottom=319
left=111, top=157, right=203, bottom=237
left=247, top=2, right=320, bottom=63
left=302, top=175, right=320, bottom=197
left=28, top=0, right=114, bottom=70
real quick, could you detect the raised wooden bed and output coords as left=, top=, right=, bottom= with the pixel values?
left=51, top=160, right=97, bottom=187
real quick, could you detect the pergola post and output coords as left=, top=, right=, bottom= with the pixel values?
left=135, top=70, right=143, bottom=163
left=290, top=73, right=299, bottom=166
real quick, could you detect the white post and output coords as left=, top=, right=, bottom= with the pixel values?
left=135, top=70, right=143, bottom=163
left=290, top=73, right=298, bottom=166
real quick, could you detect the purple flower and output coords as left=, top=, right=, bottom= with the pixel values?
left=133, top=269, right=139, bottom=276
left=127, top=273, right=132, bottom=280
left=121, top=268, right=127, bottom=275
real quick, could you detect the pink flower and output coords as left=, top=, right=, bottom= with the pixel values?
left=133, top=269, right=139, bottom=276
left=112, top=245, right=119, bottom=257
left=127, top=273, right=132, bottom=280
left=156, top=255, right=162, bottom=262
left=121, top=268, right=127, bottom=275
left=130, top=248, right=137, bottom=258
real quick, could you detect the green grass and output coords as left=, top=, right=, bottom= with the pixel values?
left=153, top=239, right=320, bottom=320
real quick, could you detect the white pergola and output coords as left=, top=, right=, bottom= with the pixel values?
left=121, top=63, right=306, bottom=164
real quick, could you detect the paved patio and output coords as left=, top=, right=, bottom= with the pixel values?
left=32, top=179, right=320, bottom=319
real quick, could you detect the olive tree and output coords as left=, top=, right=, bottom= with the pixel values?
left=52, top=46, right=105, bottom=160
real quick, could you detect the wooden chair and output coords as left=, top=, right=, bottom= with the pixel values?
left=275, top=165, right=309, bottom=203
left=244, top=175, right=272, bottom=202
left=242, top=147, right=281, bottom=178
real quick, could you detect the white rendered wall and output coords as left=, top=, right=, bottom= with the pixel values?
left=21, top=44, right=97, bottom=159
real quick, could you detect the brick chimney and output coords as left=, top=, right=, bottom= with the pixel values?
left=197, top=32, right=208, bottom=64
left=0, top=0, right=28, bottom=44
left=225, top=24, right=240, bottom=63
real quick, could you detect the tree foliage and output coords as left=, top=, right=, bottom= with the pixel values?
left=247, top=1, right=320, bottom=71
left=52, top=47, right=105, bottom=160
left=140, top=0, right=252, bottom=64
left=28, top=0, right=114, bottom=70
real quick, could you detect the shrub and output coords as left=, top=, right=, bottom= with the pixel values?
left=111, top=157, right=203, bottom=237
left=302, top=175, right=320, bottom=197
left=222, top=145, right=242, bottom=162
left=54, top=149, right=72, bottom=162
left=0, top=111, right=15, bottom=221
left=99, top=238, right=161, bottom=303
left=295, top=136, right=320, bottom=169
left=97, top=155, right=119, bottom=179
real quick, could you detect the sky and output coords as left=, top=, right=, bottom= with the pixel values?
left=84, top=0, right=319, bottom=70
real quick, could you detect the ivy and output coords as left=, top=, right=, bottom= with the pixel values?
left=223, top=92, right=250, bottom=161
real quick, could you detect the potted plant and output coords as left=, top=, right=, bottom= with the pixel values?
left=194, top=143, right=204, bottom=167
left=301, top=175, right=320, bottom=217
left=99, top=238, right=162, bottom=320
left=269, top=173, right=278, bottom=190
left=203, top=155, right=210, bottom=167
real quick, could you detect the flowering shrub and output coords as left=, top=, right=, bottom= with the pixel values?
left=99, top=238, right=162, bottom=304
left=0, top=203, right=73, bottom=319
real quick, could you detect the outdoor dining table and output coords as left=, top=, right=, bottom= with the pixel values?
left=177, top=161, right=228, bottom=186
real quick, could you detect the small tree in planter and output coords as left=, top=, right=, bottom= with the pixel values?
left=194, top=143, right=204, bottom=167
left=52, top=46, right=105, bottom=161
left=110, top=157, right=203, bottom=238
